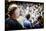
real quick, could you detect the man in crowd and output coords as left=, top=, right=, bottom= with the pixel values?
left=5, top=4, right=23, bottom=30
left=33, top=16, right=44, bottom=28
left=24, top=14, right=32, bottom=29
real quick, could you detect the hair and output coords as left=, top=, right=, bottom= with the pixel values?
left=37, top=16, right=42, bottom=21
left=37, top=16, right=44, bottom=24
left=26, top=14, right=30, bottom=20
left=8, top=7, right=17, bottom=16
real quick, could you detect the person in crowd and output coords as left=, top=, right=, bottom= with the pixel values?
left=37, top=16, right=44, bottom=28
left=5, top=4, right=23, bottom=30
left=33, top=16, right=44, bottom=28
left=23, top=14, right=32, bottom=29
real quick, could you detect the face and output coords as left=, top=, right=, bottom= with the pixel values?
left=14, top=8, right=20, bottom=18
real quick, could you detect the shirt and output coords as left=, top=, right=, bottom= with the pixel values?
left=23, top=18, right=32, bottom=29
left=5, top=18, right=23, bottom=30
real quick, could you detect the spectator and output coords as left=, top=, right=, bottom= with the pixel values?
left=33, top=16, right=44, bottom=28
left=23, top=14, right=32, bottom=29
left=5, top=4, right=23, bottom=30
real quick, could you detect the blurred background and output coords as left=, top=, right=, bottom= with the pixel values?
left=5, top=1, right=44, bottom=23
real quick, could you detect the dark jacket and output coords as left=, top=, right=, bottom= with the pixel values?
left=5, top=18, right=23, bottom=30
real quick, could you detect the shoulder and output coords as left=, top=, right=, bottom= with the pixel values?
left=24, top=20, right=31, bottom=25
left=5, top=18, right=10, bottom=22
left=5, top=18, right=12, bottom=24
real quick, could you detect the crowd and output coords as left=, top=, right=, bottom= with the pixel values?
left=5, top=2, right=44, bottom=31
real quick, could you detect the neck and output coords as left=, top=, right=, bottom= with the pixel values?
left=10, top=15, right=17, bottom=20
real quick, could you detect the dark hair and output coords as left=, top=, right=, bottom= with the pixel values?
left=37, top=16, right=42, bottom=21
left=8, top=7, right=17, bottom=16
left=37, top=16, right=44, bottom=24
left=26, top=14, right=30, bottom=20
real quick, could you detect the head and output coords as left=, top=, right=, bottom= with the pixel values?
left=26, top=14, right=30, bottom=20
left=8, top=4, right=20, bottom=19
left=37, top=16, right=44, bottom=24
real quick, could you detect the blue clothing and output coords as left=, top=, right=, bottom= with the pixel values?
left=33, top=21, right=44, bottom=29
left=24, top=18, right=32, bottom=29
